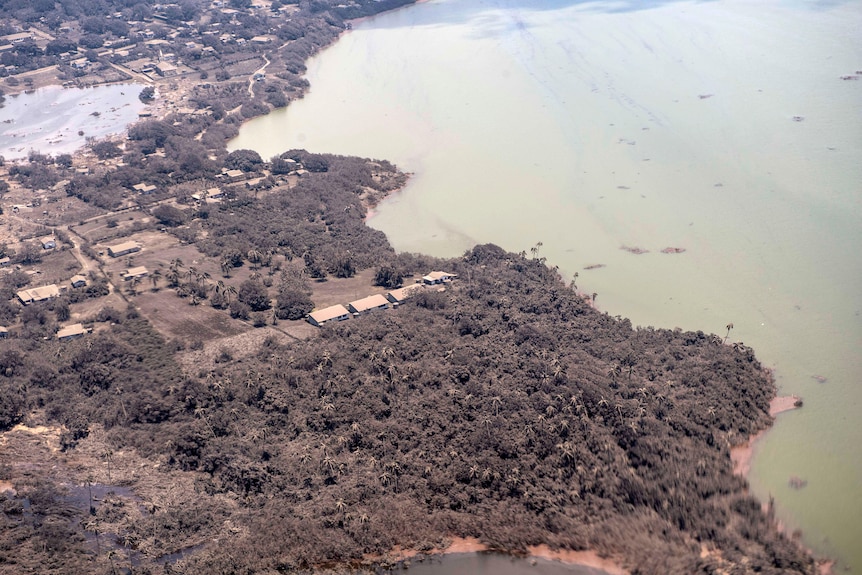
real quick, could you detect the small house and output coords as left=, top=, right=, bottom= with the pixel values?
left=41, top=237, right=56, bottom=250
left=70, top=275, right=88, bottom=288
left=107, top=241, right=141, bottom=258
left=17, top=284, right=61, bottom=305
left=386, top=284, right=424, bottom=304
left=122, top=266, right=149, bottom=281
left=132, top=182, right=157, bottom=194
left=347, top=294, right=390, bottom=315
left=57, top=323, right=87, bottom=341
left=155, top=61, right=177, bottom=77
left=0, top=257, right=10, bottom=267
left=422, top=271, right=457, bottom=285
left=224, top=169, right=244, bottom=182
left=307, top=304, right=351, bottom=327
left=0, top=326, right=8, bottom=338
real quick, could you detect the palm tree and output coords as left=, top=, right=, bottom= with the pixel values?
left=150, top=269, right=162, bottom=291
left=379, top=470, right=392, bottom=487
left=724, top=322, right=734, bottom=343
left=224, top=284, right=237, bottom=304
left=321, top=455, right=337, bottom=475
left=198, top=270, right=211, bottom=290
left=491, top=396, right=502, bottom=417
left=530, top=241, right=543, bottom=259
left=166, top=268, right=180, bottom=288
left=248, top=249, right=263, bottom=270
left=128, top=276, right=141, bottom=296
left=557, top=441, right=575, bottom=464
left=107, top=550, right=119, bottom=575
left=220, top=258, right=232, bottom=278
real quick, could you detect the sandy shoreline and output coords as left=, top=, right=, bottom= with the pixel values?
left=730, top=395, right=801, bottom=477
left=369, top=537, right=629, bottom=575
left=728, top=395, right=833, bottom=574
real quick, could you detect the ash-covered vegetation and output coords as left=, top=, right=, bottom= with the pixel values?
left=0, top=244, right=814, bottom=574
left=0, top=0, right=818, bottom=573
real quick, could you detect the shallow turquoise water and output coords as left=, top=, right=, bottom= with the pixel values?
left=230, top=0, right=862, bottom=569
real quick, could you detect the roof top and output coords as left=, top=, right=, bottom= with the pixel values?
left=423, top=271, right=457, bottom=282
left=387, top=284, right=424, bottom=302
left=17, top=284, right=60, bottom=301
left=57, top=323, right=86, bottom=339
left=124, top=266, right=149, bottom=277
left=349, top=294, right=390, bottom=313
left=309, top=304, right=350, bottom=323
left=108, top=241, right=140, bottom=252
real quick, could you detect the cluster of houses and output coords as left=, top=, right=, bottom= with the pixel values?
left=307, top=271, right=456, bottom=327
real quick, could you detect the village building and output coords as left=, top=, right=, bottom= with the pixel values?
left=17, top=284, right=61, bottom=305
left=70, top=275, right=88, bottom=288
left=122, top=266, right=149, bottom=281
left=0, top=326, right=8, bottom=338
left=223, top=169, right=245, bottom=182
left=155, top=61, right=178, bottom=77
left=3, top=32, right=33, bottom=43
left=386, top=284, right=424, bottom=304
left=57, top=323, right=87, bottom=341
left=132, top=182, right=157, bottom=194
left=41, top=237, right=56, bottom=250
left=107, top=241, right=141, bottom=258
left=422, top=271, right=458, bottom=285
left=307, top=304, right=351, bottom=327
left=0, top=257, right=10, bottom=267
left=347, top=294, right=390, bottom=315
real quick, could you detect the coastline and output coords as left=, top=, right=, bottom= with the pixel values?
left=730, top=394, right=802, bottom=478
left=2, top=3, right=839, bottom=574
left=367, top=537, right=628, bottom=575
left=730, top=395, right=835, bottom=575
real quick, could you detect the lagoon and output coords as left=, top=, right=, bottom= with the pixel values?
left=0, top=84, right=144, bottom=160
left=230, top=0, right=862, bottom=570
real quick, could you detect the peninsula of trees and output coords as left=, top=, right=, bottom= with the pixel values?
left=0, top=1, right=821, bottom=574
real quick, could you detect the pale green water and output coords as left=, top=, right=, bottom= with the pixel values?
left=230, top=0, right=862, bottom=569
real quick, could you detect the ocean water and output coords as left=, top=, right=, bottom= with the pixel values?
left=229, top=0, right=862, bottom=569
left=0, top=84, right=144, bottom=160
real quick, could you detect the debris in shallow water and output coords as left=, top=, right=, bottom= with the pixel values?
left=792, top=115, right=805, bottom=122
left=583, top=264, right=605, bottom=270
left=621, top=245, right=649, bottom=255
left=661, top=247, right=686, bottom=254
left=698, top=94, right=714, bottom=99
left=812, top=375, right=827, bottom=384
left=788, top=476, right=808, bottom=490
